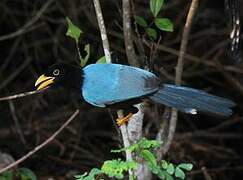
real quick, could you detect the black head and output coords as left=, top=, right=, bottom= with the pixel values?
left=35, top=63, right=82, bottom=91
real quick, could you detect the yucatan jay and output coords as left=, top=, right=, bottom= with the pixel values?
left=35, top=63, right=235, bottom=125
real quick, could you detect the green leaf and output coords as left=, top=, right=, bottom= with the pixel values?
left=166, top=163, right=175, bottom=175
left=135, top=16, right=148, bottom=27
left=164, top=172, right=173, bottom=180
left=150, top=0, right=164, bottom=17
left=175, top=167, right=185, bottom=179
left=75, top=168, right=102, bottom=180
left=157, top=171, right=165, bottom=179
left=112, top=138, right=161, bottom=154
left=101, top=159, right=137, bottom=179
left=155, top=18, right=174, bottom=32
left=96, top=56, right=107, bottom=64
left=17, top=168, right=37, bottom=180
left=0, top=170, right=13, bottom=180
left=138, top=138, right=161, bottom=150
left=178, top=163, right=193, bottom=171
left=160, top=160, right=168, bottom=169
left=80, top=44, right=90, bottom=67
left=146, top=28, right=157, bottom=40
left=66, top=17, right=82, bottom=42
left=140, top=150, right=157, bottom=167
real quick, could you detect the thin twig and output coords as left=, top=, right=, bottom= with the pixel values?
left=0, top=110, right=79, bottom=174
left=0, top=89, right=44, bottom=101
left=8, top=100, right=26, bottom=144
left=109, top=31, right=243, bottom=74
left=93, top=0, right=111, bottom=63
left=117, top=110, right=132, bottom=161
left=0, top=58, right=32, bottom=91
left=0, top=0, right=54, bottom=42
left=75, top=40, right=82, bottom=65
left=117, top=110, right=134, bottom=179
left=161, top=0, right=200, bottom=155
left=175, top=0, right=199, bottom=84
left=201, top=167, right=213, bottom=180
left=215, top=60, right=243, bottom=96
left=122, top=0, right=139, bottom=67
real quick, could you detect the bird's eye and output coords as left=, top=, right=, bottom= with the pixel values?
left=53, top=69, right=60, bottom=76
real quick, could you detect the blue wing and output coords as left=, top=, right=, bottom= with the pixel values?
left=82, top=64, right=160, bottom=107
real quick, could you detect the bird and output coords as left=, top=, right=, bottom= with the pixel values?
left=35, top=63, right=235, bottom=125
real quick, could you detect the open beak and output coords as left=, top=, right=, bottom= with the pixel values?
left=35, top=75, right=55, bottom=90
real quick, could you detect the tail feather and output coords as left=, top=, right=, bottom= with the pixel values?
left=149, top=84, right=235, bottom=117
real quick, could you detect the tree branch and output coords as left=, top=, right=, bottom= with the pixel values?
left=93, top=2, right=134, bottom=178
left=0, top=89, right=45, bottom=102
left=0, top=110, right=79, bottom=174
left=157, top=0, right=200, bottom=157
left=122, top=0, right=139, bottom=67
left=93, top=0, right=111, bottom=63
left=0, top=0, right=54, bottom=42
left=122, top=0, right=150, bottom=179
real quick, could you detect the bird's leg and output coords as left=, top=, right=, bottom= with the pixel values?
left=116, top=106, right=138, bottom=126
left=116, top=113, right=133, bottom=126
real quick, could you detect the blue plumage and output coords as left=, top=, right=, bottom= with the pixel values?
left=82, top=64, right=160, bottom=107
left=35, top=63, right=235, bottom=117
left=81, top=64, right=235, bottom=116
left=149, top=84, right=235, bottom=116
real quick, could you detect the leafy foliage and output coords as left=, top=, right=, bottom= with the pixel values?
left=0, top=170, right=13, bottom=180
left=96, top=55, right=107, bottom=64
left=134, top=16, right=148, bottom=28
left=0, top=168, right=37, bottom=180
left=146, top=28, right=158, bottom=40
left=75, top=168, right=102, bottom=180
left=101, top=159, right=137, bottom=179
left=134, top=0, right=173, bottom=41
left=154, top=18, right=173, bottom=32
left=75, top=159, right=137, bottom=180
left=80, top=44, right=90, bottom=67
left=66, top=17, right=107, bottom=66
left=76, top=138, right=193, bottom=180
left=66, top=17, right=82, bottom=42
left=111, top=138, right=161, bottom=153
left=150, top=0, right=164, bottom=17
left=17, top=168, right=37, bottom=180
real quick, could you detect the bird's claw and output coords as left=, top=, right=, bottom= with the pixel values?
left=116, top=113, right=133, bottom=126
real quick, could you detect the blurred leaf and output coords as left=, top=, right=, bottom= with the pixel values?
left=175, top=167, right=185, bottom=179
left=75, top=168, right=102, bottom=180
left=66, top=17, right=82, bottom=42
left=140, top=150, right=157, bottom=167
left=146, top=28, right=157, bottom=40
left=160, top=160, right=168, bottom=169
left=166, top=163, right=175, bottom=175
left=150, top=0, right=164, bottom=17
left=135, top=16, right=148, bottom=27
left=155, top=18, right=174, bottom=32
left=96, top=56, right=107, bottom=64
left=164, top=172, right=173, bottom=180
left=0, top=170, right=13, bottom=180
left=101, top=159, right=137, bottom=179
left=157, top=171, right=165, bottom=179
left=18, top=168, right=37, bottom=180
left=178, top=163, right=193, bottom=171
left=80, top=44, right=90, bottom=67
left=112, top=138, right=161, bottom=153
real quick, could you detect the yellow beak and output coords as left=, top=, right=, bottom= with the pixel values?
left=35, top=75, right=55, bottom=90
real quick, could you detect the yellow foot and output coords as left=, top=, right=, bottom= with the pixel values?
left=116, top=113, right=133, bottom=126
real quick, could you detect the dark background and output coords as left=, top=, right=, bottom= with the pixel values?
left=0, top=0, right=243, bottom=179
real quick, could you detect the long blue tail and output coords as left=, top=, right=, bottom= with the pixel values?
left=149, top=84, right=236, bottom=117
